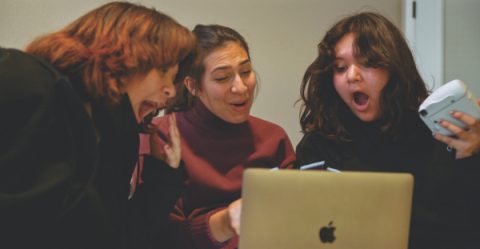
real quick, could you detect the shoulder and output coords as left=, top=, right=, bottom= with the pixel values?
left=295, top=132, right=339, bottom=165
left=297, top=132, right=328, bottom=149
left=0, top=48, right=59, bottom=100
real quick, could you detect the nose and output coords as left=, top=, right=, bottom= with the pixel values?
left=163, top=83, right=176, bottom=98
left=231, top=74, right=248, bottom=94
left=347, top=64, right=362, bottom=83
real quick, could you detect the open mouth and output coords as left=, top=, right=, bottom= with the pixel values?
left=139, top=101, right=162, bottom=121
left=229, top=100, right=250, bottom=112
left=353, top=92, right=369, bottom=106
left=232, top=101, right=247, bottom=107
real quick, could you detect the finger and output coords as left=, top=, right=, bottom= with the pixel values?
left=163, top=144, right=173, bottom=163
left=169, top=115, right=181, bottom=148
left=168, top=113, right=176, bottom=125
left=228, top=199, right=242, bottom=235
left=167, top=115, right=175, bottom=138
left=164, top=144, right=172, bottom=155
left=433, top=132, right=460, bottom=149
left=169, top=115, right=177, bottom=136
left=451, top=111, right=477, bottom=127
left=171, top=114, right=180, bottom=137
left=164, top=144, right=180, bottom=168
left=440, top=119, right=467, bottom=138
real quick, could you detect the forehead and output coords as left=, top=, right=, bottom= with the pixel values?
left=203, top=42, right=249, bottom=71
left=334, top=33, right=356, bottom=58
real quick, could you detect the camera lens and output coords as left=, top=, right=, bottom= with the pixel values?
left=419, top=109, right=428, bottom=116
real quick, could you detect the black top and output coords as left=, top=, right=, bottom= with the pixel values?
left=296, top=112, right=480, bottom=249
left=0, top=48, right=185, bottom=249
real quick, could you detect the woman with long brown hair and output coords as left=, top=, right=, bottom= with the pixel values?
left=139, top=24, right=296, bottom=249
left=0, top=2, right=195, bottom=249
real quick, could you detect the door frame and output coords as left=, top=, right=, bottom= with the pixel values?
left=403, top=0, right=445, bottom=90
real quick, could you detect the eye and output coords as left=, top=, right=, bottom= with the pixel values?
left=214, top=76, right=230, bottom=82
left=240, top=70, right=252, bottom=77
left=212, top=69, right=234, bottom=83
left=364, top=62, right=382, bottom=69
left=334, top=64, right=347, bottom=73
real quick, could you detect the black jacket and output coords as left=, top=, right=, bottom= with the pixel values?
left=296, top=113, right=480, bottom=249
left=0, top=48, right=185, bottom=249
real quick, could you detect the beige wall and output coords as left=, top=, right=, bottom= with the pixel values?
left=0, top=0, right=402, bottom=148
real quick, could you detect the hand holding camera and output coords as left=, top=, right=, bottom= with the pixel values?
left=419, top=79, right=480, bottom=158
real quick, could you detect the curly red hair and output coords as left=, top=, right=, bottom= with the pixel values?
left=26, top=1, right=195, bottom=103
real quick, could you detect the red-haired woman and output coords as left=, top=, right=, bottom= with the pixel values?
left=0, top=2, right=195, bottom=249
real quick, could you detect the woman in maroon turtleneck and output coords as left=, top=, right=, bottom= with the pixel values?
left=139, top=24, right=296, bottom=248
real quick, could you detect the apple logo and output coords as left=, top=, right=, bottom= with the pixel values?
left=319, top=221, right=336, bottom=243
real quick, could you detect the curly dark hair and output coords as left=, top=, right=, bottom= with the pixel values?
left=299, top=12, right=428, bottom=142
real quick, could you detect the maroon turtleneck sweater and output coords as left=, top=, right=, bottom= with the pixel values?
left=139, top=100, right=296, bottom=249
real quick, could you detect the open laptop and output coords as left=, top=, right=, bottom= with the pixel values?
left=239, top=168, right=413, bottom=249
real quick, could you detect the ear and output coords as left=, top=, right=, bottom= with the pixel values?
left=184, top=76, right=198, bottom=96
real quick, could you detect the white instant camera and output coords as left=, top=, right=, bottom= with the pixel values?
left=419, top=79, right=480, bottom=136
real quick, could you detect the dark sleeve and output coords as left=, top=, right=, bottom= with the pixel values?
left=295, top=132, right=329, bottom=168
left=453, top=153, right=480, bottom=195
left=0, top=49, right=68, bottom=222
left=455, top=152, right=480, bottom=169
left=0, top=49, right=85, bottom=246
left=139, top=155, right=187, bottom=248
left=0, top=49, right=108, bottom=249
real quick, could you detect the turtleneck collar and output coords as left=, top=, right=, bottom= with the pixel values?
left=183, top=99, right=249, bottom=131
left=344, top=112, right=383, bottom=138
left=344, top=109, right=429, bottom=146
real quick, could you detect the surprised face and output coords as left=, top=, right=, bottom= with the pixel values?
left=333, top=33, right=390, bottom=122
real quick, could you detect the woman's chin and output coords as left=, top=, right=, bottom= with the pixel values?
left=354, top=111, right=380, bottom=122
left=227, top=114, right=250, bottom=124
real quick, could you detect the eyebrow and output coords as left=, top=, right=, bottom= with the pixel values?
left=211, top=59, right=251, bottom=73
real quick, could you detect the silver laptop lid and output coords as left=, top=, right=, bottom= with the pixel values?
left=239, top=169, right=413, bottom=249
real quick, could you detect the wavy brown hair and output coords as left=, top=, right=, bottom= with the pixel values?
left=299, top=12, right=428, bottom=142
left=26, top=1, right=195, bottom=104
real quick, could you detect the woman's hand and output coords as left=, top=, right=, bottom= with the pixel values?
left=150, top=114, right=181, bottom=168
left=433, top=99, right=480, bottom=159
left=227, top=199, right=242, bottom=235
left=209, top=198, right=242, bottom=242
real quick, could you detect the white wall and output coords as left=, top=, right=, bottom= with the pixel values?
left=0, top=0, right=402, bottom=148
left=445, top=0, right=480, bottom=96
left=403, top=0, right=445, bottom=90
